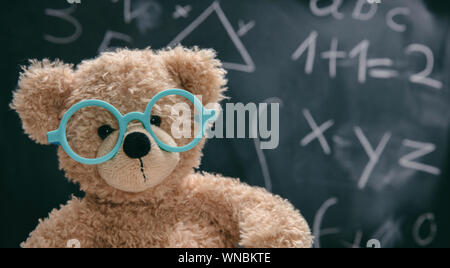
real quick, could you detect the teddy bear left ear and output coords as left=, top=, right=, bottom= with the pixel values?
left=159, top=46, right=228, bottom=105
left=11, top=59, right=75, bottom=145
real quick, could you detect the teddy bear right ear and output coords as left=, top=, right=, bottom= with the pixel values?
left=11, top=59, right=75, bottom=145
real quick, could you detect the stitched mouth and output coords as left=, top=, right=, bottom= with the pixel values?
left=139, top=158, right=147, bottom=182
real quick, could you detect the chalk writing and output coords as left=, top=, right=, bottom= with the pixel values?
left=353, top=0, right=378, bottom=21
left=406, top=44, right=443, bottom=90
left=123, top=0, right=162, bottom=34
left=292, top=33, right=443, bottom=89
left=400, top=140, right=441, bottom=176
left=251, top=98, right=283, bottom=192
left=44, top=7, right=82, bottom=44
left=314, top=198, right=438, bottom=248
left=413, top=213, right=437, bottom=247
left=313, top=198, right=340, bottom=248
left=299, top=112, right=441, bottom=190
left=173, top=5, right=192, bottom=19
left=309, top=0, right=344, bottom=20
left=354, top=127, right=392, bottom=190
left=168, top=1, right=255, bottom=73
left=291, top=31, right=318, bottom=74
left=321, top=38, right=346, bottom=78
left=237, top=20, right=256, bottom=37
left=98, top=30, right=133, bottom=54
left=300, top=109, right=334, bottom=155
left=386, top=7, right=410, bottom=32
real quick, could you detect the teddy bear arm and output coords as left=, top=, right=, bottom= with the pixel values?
left=236, top=194, right=313, bottom=248
left=21, top=197, right=97, bottom=248
left=185, top=173, right=313, bottom=248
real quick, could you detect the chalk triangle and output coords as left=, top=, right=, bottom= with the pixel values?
left=168, top=1, right=255, bottom=73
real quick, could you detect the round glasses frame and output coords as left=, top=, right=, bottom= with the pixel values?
left=47, top=88, right=217, bottom=165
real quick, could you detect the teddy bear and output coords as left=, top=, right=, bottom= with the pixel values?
left=11, top=46, right=312, bottom=248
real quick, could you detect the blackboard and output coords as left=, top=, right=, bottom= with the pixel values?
left=1, top=0, right=449, bottom=248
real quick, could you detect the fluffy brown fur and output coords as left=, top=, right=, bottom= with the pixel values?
left=11, top=46, right=312, bottom=248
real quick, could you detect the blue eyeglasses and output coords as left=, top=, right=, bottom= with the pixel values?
left=47, top=88, right=217, bottom=165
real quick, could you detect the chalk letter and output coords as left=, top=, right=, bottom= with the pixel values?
left=352, top=0, right=378, bottom=21
left=44, top=7, right=82, bottom=44
left=301, top=109, right=334, bottom=155
left=292, top=31, right=318, bottom=74
left=386, top=7, right=410, bottom=32
left=251, top=98, right=283, bottom=192
left=406, top=44, right=443, bottom=90
left=350, top=40, right=370, bottom=83
left=399, top=140, right=441, bottom=175
left=413, top=213, right=437, bottom=247
left=313, top=198, right=340, bottom=248
left=309, top=0, right=344, bottom=20
left=354, top=127, right=391, bottom=190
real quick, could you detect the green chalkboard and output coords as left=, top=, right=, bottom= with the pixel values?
left=1, top=0, right=449, bottom=248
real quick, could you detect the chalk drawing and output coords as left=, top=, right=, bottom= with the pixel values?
left=98, top=30, right=133, bottom=54
left=123, top=0, right=162, bottom=34
left=349, top=40, right=370, bottom=83
left=237, top=20, right=256, bottom=37
left=291, top=31, right=318, bottom=74
left=367, top=58, right=399, bottom=79
left=44, top=6, right=82, bottom=44
left=413, top=213, right=437, bottom=247
left=354, top=127, right=391, bottom=190
left=168, top=1, right=255, bottom=73
left=342, top=230, right=363, bottom=248
left=301, top=109, right=334, bottom=155
left=321, top=38, right=346, bottom=78
left=352, top=0, right=378, bottom=21
left=309, top=0, right=344, bottom=20
left=313, top=198, right=340, bottom=248
left=386, top=7, right=410, bottom=33
left=173, top=5, right=192, bottom=19
left=406, top=44, right=443, bottom=90
left=399, top=140, right=441, bottom=176
left=251, top=97, right=283, bottom=192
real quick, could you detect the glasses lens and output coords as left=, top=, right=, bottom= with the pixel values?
left=150, top=94, right=200, bottom=148
left=66, top=106, right=120, bottom=160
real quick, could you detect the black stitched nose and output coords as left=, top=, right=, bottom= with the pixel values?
left=123, top=132, right=151, bottom=159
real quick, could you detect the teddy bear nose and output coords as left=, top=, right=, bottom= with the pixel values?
left=123, top=132, right=151, bottom=159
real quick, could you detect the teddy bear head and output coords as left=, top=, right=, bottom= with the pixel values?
left=11, top=47, right=227, bottom=203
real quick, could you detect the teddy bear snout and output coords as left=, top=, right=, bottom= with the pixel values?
left=123, top=132, right=151, bottom=159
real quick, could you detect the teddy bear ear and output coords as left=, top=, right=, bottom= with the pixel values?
left=159, top=46, right=228, bottom=105
left=10, top=59, right=75, bottom=145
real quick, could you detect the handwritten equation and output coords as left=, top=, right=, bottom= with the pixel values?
left=292, top=32, right=443, bottom=90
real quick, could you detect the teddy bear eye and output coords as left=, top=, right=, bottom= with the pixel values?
left=98, top=125, right=116, bottom=140
left=150, top=115, right=162, bottom=127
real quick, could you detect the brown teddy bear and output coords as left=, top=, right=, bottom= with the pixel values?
left=11, top=46, right=312, bottom=248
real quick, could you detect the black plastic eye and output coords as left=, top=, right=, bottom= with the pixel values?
left=98, top=125, right=115, bottom=140
left=150, top=115, right=162, bottom=127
